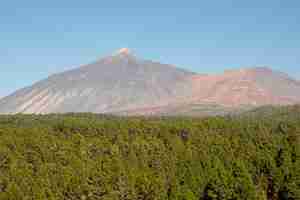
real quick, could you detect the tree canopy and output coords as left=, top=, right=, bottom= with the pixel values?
left=0, top=106, right=299, bottom=199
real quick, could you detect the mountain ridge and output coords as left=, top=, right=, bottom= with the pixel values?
left=0, top=49, right=299, bottom=115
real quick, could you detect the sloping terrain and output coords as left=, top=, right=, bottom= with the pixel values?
left=189, top=67, right=300, bottom=107
left=0, top=49, right=299, bottom=115
left=0, top=49, right=195, bottom=114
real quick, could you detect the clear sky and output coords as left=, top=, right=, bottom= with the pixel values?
left=1, top=0, right=300, bottom=97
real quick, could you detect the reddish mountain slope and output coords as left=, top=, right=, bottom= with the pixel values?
left=189, top=67, right=300, bottom=107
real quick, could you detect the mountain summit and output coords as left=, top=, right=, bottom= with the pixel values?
left=115, top=48, right=131, bottom=55
left=0, top=49, right=194, bottom=114
left=0, top=50, right=299, bottom=115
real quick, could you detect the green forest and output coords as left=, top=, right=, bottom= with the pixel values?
left=0, top=106, right=299, bottom=200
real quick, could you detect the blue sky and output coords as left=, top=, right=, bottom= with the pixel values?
left=1, top=0, right=300, bottom=97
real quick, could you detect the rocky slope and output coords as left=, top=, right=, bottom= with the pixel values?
left=0, top=49, right=195, bottom=114
left=0, top=49, right=299, bottom=115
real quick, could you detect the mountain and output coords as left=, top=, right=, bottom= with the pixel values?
left=0, top=48, right=299, bottom=115
left=189, top=67, right=300, bottom=107
left=0, top=49, right=195, bottom=114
